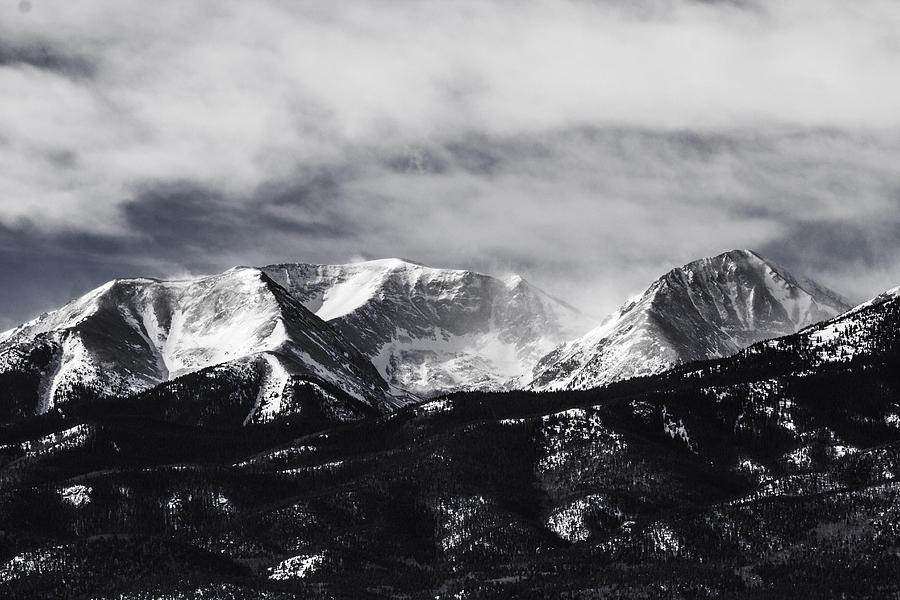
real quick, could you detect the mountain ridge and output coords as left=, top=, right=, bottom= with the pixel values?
left=0, top=250, right=859, bottom=425
left=0, top=267, right=408, bottom=421
left=261, top=258, right=596, bottom=395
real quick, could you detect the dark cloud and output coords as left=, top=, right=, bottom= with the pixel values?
left=0, top=222, right=131, bottom=330
left=0, top=40, right=95, bottom=78
left=122, top=175, right=361, bottom=259
left=443, top=138, right=504, bottom=176
left=0, top=174, right=367, bottom=329
left=123, top=184, right=234, bottom=254
left=761, top=219, right=900, bottom=273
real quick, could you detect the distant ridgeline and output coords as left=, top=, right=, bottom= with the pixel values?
left=0, top=250, right=850, bottom=426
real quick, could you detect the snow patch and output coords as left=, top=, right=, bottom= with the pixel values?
left=538, top=408, right=626, bottom=473
left=59, top=484, right=92, bottom=507
left=314, top=267, right=388, bottom=321
left=419, top=398, right=450, bottom=414
left=546, top=494, right=616, bottom=543
left=269, top=553, right=325, bottom=581
left=662, top=405, right=695, bottom=452
left=21, top=425, right=92, bottom=458
left=244, top=353, right=291, bottom=426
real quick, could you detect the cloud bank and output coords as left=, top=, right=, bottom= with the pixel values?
left=1, top=0, right=899, bottom=328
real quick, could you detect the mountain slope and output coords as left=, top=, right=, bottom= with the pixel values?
left=262, top=258, right=595, bottom=395
left=529, top=250, right=852, bottom=391
left=0, top=267, right=404, bottom=421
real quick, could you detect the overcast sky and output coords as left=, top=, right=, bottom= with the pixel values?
left=1, top=0, right=899, bottom=329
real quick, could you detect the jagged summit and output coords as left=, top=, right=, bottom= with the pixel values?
left=653, top=249, right=851, bottom=329
left=262, top=258, right=486, bottom=321
left=528, top=249, right=852, bottom=391
left=261, top=259, right=595, bottom=395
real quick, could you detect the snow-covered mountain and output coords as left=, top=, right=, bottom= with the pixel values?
left=0, top=250, right=858, bottom=421
left=0, top=267, right=407, bottom=420
left=528, top=250, right=852, bottom=391
left=262, top=259, right=595, bottom=396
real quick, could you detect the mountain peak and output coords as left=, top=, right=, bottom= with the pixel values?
left=529, top=250, right=852, bottom=392
left=261, top=259, right=594, bottom=395
left=661, top=250, right=851, bottom=317
left=673, top=249, right=769, bottom=275
left=707, top=248, right=760, bottom=261
left=0, top=266, right=404, bottom=420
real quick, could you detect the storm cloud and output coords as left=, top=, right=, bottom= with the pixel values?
left=1, top=0, right=899, bottom=329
